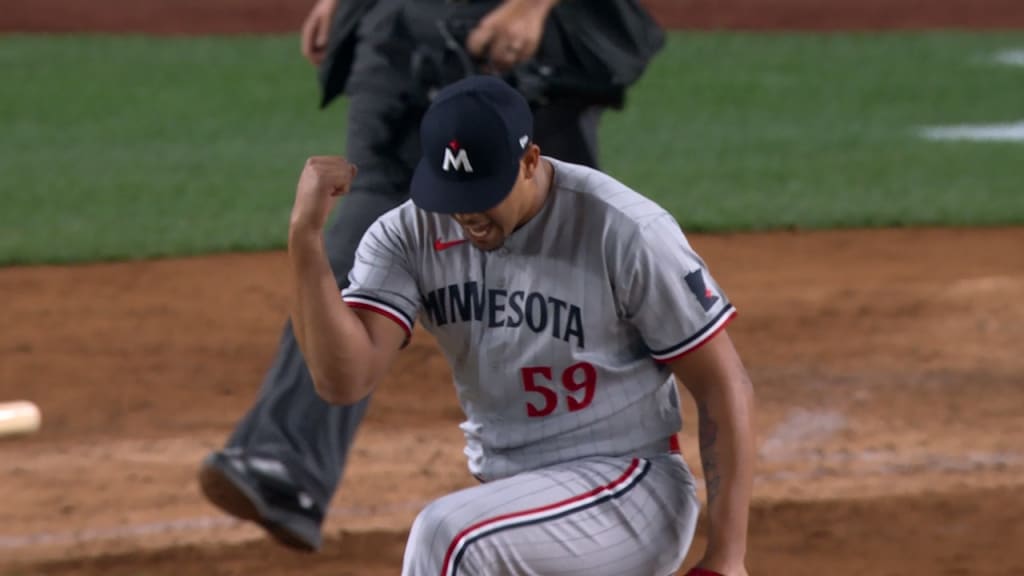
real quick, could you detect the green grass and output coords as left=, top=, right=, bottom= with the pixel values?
left=0, top=36, right=337, bottom=264
left=603, top=33, right=1024, bottom=231
left=2, top=32, right=1024, bottom=264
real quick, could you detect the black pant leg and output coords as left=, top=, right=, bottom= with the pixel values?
left=225, top=89, right=424, bottom=508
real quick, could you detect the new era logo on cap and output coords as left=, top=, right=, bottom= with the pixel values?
left=519, top=135, right=529, bottom=149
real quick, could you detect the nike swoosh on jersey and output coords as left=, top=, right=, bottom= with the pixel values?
left=434, top=238, right=468, bottom=251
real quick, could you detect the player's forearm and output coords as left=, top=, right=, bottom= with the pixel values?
left=288, top=229, right=375, bottom=405
left=695, top=375, right=755, bottom=572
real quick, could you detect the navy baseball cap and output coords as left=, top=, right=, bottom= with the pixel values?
left=410, top=75, right=534, bottom=214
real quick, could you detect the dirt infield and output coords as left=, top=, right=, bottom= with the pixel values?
left=3, top=228, right=1023, bottom=575
left=2, top=2, right=1024, bottom=575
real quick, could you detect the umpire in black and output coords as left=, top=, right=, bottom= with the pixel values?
left=198, top=0, right=666, bottom=551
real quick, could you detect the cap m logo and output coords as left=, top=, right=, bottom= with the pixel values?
left=442, top=141, right=473, bottom=173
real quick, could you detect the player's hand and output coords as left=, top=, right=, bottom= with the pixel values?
left=300, top=0, right=338, bottom=66
left=466, top=0, right=556, bottom=72
left=290, top=156, right=358, bottom=235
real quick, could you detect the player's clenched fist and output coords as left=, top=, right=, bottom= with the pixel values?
left=290, top=156, right=358, bottom=234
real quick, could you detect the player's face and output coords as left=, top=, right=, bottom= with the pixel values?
left=452, top=149, right=541, bottom=252
left=452, top=191, right=519, bottom=251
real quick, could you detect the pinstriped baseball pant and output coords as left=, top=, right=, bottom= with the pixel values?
left=402, top=453, right=699, bottom=576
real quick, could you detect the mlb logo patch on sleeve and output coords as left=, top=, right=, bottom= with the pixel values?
left=684, top=269, right=719, bottom=312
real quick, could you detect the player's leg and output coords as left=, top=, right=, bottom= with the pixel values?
left=402, top=452, right=699, bottom=576
left=198, top=83, right=425, bottom=551
left=532, top=101, right=603, bottom=169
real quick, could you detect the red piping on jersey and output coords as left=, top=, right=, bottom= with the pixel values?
left=656, top=309, right=738, bottom=365
left=669, top=435, right=681, bottom=453
left=346, top=301, right=412, bottom=340
left=439, top=458, right=642, bottom=576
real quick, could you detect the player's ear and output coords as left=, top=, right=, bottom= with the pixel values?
left=521, top=144, right=541, bottom=179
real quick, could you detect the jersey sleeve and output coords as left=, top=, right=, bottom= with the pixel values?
left=340, top=215, right=421, bottom=343
left=616, top=214, right=737, bottom=363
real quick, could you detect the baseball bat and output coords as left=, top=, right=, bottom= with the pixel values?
left=0, top=401, right=41, bottom=438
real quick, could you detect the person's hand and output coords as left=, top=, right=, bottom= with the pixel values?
left=300, top=0, right=339, bottom=66
left=290, top=156, right=358, bottom=235
left=466, top=0, right=557, bottom=72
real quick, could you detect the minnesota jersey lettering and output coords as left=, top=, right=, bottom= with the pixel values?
left=422, top=282, right=585, bottom=348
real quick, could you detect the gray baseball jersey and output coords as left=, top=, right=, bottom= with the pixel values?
left=343, top=157, right=734, bottom=574
left=342, top=157, right=736, bottom=483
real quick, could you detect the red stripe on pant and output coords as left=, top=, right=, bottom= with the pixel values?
left=439, top=458, right=642, bottom=576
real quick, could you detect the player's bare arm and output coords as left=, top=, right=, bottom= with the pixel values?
left=288, top=156, right=406, bottom=405
left=670, top=330, right=755, bottom=576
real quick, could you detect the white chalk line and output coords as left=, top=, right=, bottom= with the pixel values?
left=757, top=409, right=1024, bottom=474
left=918, top=121, right=1024, bottom=142
left=759, top=408, right=847, bottom=459
left=757, top=450, right=1024, bottom=482
left=915, top=50, right=1024, bottom=142
left=0, top=516, right=235, bottom=549
left=0, top=499, right=428, bottom=551
left=991, top=49, right=1024, bottom=68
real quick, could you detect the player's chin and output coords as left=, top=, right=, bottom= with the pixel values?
left=469, top=231, right=505, bottom=252
left=470, top=237, right=504, bottom=252
left=459, top=220, right=507, bottom=251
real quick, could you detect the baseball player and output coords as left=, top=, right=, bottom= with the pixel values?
left=288, top=75, right=754, bottom=575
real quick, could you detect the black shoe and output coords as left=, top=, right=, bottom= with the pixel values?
left=198, top=448, right=325, bottom=552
